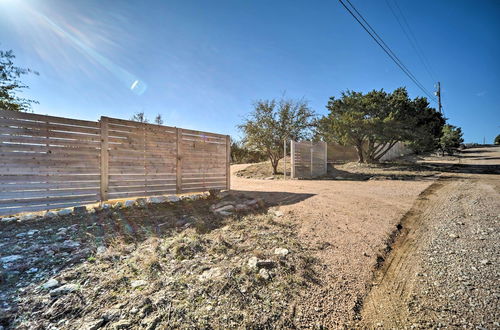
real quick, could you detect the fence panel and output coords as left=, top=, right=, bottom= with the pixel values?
left=291, top=141, right=327, bottom=179
left=105, top=117, right=178, bottom=200
left=179, top=129, right=229, bottom=193
left=327, top=142, right=412, bottom=163
left=0, top=110, right=230, bottom=216
left=0, top=109, right=101, bottom=215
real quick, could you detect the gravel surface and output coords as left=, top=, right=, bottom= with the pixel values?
left=231, top=162, right=435, bottom=327
left=361, top=146, right=500, bottom=328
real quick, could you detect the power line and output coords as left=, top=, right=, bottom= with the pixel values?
left=338, top=0, right=437, bottom=103
left=386, top=0, right=437, bottom=81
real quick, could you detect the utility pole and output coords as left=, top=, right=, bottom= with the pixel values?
left=435, top=82, right=442, bottom=114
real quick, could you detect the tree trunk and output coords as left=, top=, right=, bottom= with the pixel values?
left=271, top=159, right=279, bottom=175
left=355, top=145, right=364, bottom=163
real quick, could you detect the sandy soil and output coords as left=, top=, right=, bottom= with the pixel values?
left=231, top=164, right=436, bottom=326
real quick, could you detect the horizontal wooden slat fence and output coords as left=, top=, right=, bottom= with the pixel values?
left=290, top=141, right=327, bottom=179
left=0, top=110, right=230, bottom=216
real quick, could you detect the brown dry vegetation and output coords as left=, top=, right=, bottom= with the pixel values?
left=235, top=157, right=291, bottom=180
left=11, top=201, right=320, bottom=329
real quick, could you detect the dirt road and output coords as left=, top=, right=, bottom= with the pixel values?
left=232, top=146, right=499, bottom=327
left=231, top=163, right=435, bottom=326
left=361, top=146, right=500, bottom=328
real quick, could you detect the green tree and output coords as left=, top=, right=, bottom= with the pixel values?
left=154, top=113, right=163, bottom=125
left=0, top=49, right=38, bottom=111
left=406, top=97, right=446, bottom=153
left=317, top=88, right=444, bottom=163
left=230, top=139, right=267, bottom=164
left=494, top=134, right=500, bottom=145
left=130, top=111, right=148, bottom=123
left=239, top=98, right=315, bottom=174
left=317, top=88, right=405, bottom=163
left=439, top=124, right=464, bottom=155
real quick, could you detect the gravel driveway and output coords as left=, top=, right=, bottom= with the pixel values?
left=360, top=146, right=500, bottom=328
left=231, top=162, right=435, bottom=326
left=232, top=146, right=499, bottom=327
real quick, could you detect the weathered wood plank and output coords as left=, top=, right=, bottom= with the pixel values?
left=0, top=194, right=100, bottom=206
left=0, top=188, right=100, bottom=199
left=0, top=109, right=99, bottom=128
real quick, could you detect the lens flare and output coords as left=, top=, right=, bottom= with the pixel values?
left=10, top=2, right=147, bottom=95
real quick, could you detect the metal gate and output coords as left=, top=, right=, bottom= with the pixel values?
left=290, top=141, right=327, bottom=179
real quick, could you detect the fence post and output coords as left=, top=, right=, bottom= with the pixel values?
left=226, top=135, right=231, bottom=190
left=100, top=116, right=109, bottom=202
left=176, top=128, right=182, bottom=194
left=283, top=139, right=287, bottom=180
left=290, top=140, right=295, bottom=179
left=324, top=141, right=327, bottom=175
left=310, top=141, right=313, bottom=178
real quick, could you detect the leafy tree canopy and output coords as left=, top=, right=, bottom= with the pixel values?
left=130, top=111, right=148, bottom=123
left=239, top=97, right=315, bottom=174
left=317, top=87, right=445, bottom=163
left=0, top=49, right=38, bottom=112
left=440, top=124, right=464, bottom=155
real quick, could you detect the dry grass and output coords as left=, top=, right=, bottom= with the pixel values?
left=236, top=156, right=444, bottom=181
left=14, top=211, right=319, bottom=329
left=235, top=157, right=291, bottom=180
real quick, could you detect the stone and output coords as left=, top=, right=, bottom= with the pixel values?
left=235, top=204, right=249, bottom=212
left=274, top=248, right=289, bottom=257
left=449, top=233, right=459, bottom=239
left=256, top=260, right=276, bottom=269
left=73, top=206, right=87, bottom=214
left=147, top=196, right=167, bottom=204
left=214, top=205, right=235, bottom=214
left=27, top=229, right=39, bottom=236
left=211, top=200, right=233, bottom=210
left=1, top=216, right=17, bottom=223
left=167, top=195, right=180, bottom=203
left=19, top=214, right=37, bottom=221
left=96, top=246, right=107, bottom=254
left=84, top=319, right=105, bottom=330
left=480, top=259, right=490, bottom=265
left=26, top=267, right=38, bottom=273
left=41, top=278, right=59, bottom=290
left=259, top=268, right=270, bottom=280
left=273, top=210, right=284, bottom=217
left=0, top=255, right=22, bottom=264
left=50, top=283, right=79, bottom=296
left=264, top=176, right=274, bottom=180
left=124, top=200, right=135, bottom=207
left=248, top=256, right=258, bottom=269
left=131, top=280, right=148, bottom=289
left=102, top=203, right=112, bottom=209
left=111, top=320, right=131, bottom=330
left=135, top=198, right=147, bottom=207
left=61, top=240, right=81, bottom=251
left=44, top=211, right=57, bottom=218
left=58, top=208, right=72, bottom=216
left=199, top=267, right=221, bottom=282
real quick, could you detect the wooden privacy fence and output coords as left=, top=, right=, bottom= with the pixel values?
left=290, top=141, right=327, bottom=179
left=326, top=141, right=411, bottom=163
left=0, top=109, right=230, bottom=216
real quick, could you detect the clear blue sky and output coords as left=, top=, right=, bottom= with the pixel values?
left=1, top=0, right=498, bottom=143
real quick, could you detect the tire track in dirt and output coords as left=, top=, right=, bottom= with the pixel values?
left=357, top=179, right=449, bottom=327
